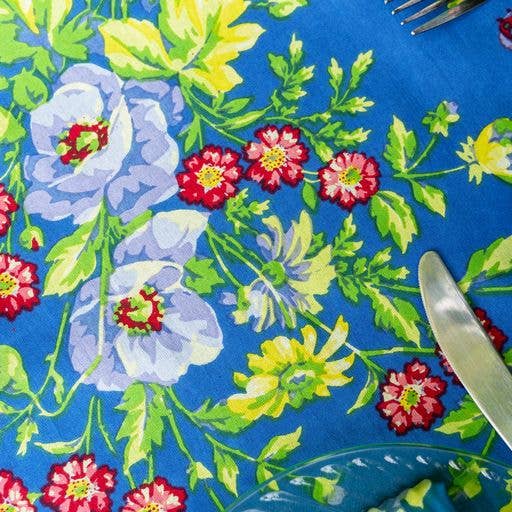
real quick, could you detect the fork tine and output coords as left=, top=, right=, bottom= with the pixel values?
left=401, top=0, right=448, bottom=24
left=392, top=0, right=424, bottom=15
left=412, top=0, right=487, bottom=34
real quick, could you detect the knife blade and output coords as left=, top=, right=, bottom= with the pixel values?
left=418, top=251, right=512, bottom=451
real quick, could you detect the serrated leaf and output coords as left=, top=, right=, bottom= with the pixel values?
left=0, top=23, right=36, bottom=64
left=411, top=181, right=446, bottom=217
left=334, top=127, right=370, bottom=148
left=0, top=107, right=26, bottom=144
left=336, top=96, right=374, bottom=114
left=213, top=448, right=239, bottom=496
left=328, top=57, right=343, bottom=91
left=302, top=182, right=319, bottom=212
left=436, top=395, right=488, bottom=439
left=347, top=369, right=379, bottom=413
left=370, top=191, right=418, bottom=253
left=12, top=68, right=48, bottom=110
left=16, top=418, right=38, bottom=455
left=384, top=116, right=417, bottom=173
left=193, top=400, right=251, bottom=433
left=225, top=188, right=269, bottom=234
left=336, top=275, right=360, bottom=303
left=184, top=257, right=225, bottom=295
left=180, top=115, right=202, bottom=153
left=32, top=47, right=56, bottom=78
left=116, top=383, right=166, bottom=472
left=258, top=427, right=302, bottom=462
left=422, top=100, right=460, bottom=137
left=44, top=218, right=98, bottom=296
left=349, top=50, right=373, bottom=90
left=361, top=284, right=421, bottom=344
left=0, top=345, right=30, bottom=394
left=51, top=17, right=93, bottom=60
left=332, top=213, right=363, bottom=258
left=459, top=236, right=512, bottom=292
left=100, top=18, right=175, bottom=80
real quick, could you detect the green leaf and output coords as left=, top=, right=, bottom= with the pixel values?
left=256, top=464, right=277, bottom=490
left=219, top=109, right=268, bottom=130
left=34, top=436, right=83, bottom=455
left=221, top=97, right=252, bottom=114
left=0, top=77, right=8, bottom=90
left=302, top=182, right=319, bottom=212
left=0, top=107, right=26, bottom=144
left=384, top=116, right=417, bottom=173
left=334, top=127, right=370, bottom=148
left=336, top=96, right=374, bottom=114
left=44, top=218, right=98, bottom=296
left=264, top=0, right=308, bottom=17
left=436, top=395, right=488, bottom=439
left=310, top=139, right=333, bottom=162
left=184, top=257, right=225, bottom=295
left=422, top=100, right=460, bottom=137
left=12, top=68, right=48, bottom=110
left=448, top=458, right=483, bottom=499
left=0, top=23, right=36, bottom=64
left=459, top=236, right=512, bottom=292
left=370, top=191, right=418, bottom=253
left=4, top=0, right=38, bottom=32
left=100, top=18, right=175, bottom=80
left=225, top=188, right=269, bottom=234
left=347, top=369, right=379, bottom=413
left=188, top=461, right=213, bottom=491
left=16, top=417, right=38, bottom=456
left=332, top=213, right=363, bottom=258
left=411, top=181, right=446, bottom=217
left=361, top=284, right=421, bottom=344
left=51, top=17, right=93, bottom=60
left=32, top=47, right=56, bottom=78
left=258, top=427, right=302, bottom=462
left=268, top=53, right=289, bottom=78
left=328, top=57, right=343, bottom=92
left=180, top=115, right=202, bottom=153
left=0, top=345, right=30, bottom=394
left=116, top=383, right=166, bottom=472
left=213, top=448, right=239, bottom=496
left=312, top=476, right=340, bottom=504
left=348, top=50, right=373, bottom=90
left=306, top=232, right=326, bottom=258
left=193, top=399, right=251, bottom=433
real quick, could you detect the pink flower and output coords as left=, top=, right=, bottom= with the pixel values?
left=244, top=125, right=309, bottom=192
left=0, top=470, right=35, bottom=512
left=0, top=183, right=18, bottom=236
left=121, top=477, right=187, bottom=512
left=41, top=454, right=116, bottom=512
left=318, top=151, right=380, bottom=209
left=376, top=359, right=447, bottom=435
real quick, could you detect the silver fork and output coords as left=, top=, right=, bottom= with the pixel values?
left=386, top=0, right=487, bottom=35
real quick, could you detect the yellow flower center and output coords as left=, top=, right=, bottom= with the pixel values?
left=261, top=146, right=287, bottom=171
left=0, top=504, right=17, bottom=512
left=141, top=503, right=161, bottom=512
left=0, top=272, right=17, bottom=298
left=197, top=165, right=224, bottom=188
left=399, top=386, right=420, bottom=412
left=66, top=478, right=91, bottom=499
left=338, top=166, right=361, bottom=186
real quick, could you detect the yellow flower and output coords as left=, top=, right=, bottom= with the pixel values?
left=227, top=317, right=355, bottom=421
left=458, top=118, right=512, bottom=184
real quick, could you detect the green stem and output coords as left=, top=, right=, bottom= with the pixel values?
left=206, top=230, right=243, bottom=288
left=363, top=346, right=435, bottom=357
left=147, top=453, right=155, bottom=482
left=406, top=136, right=438, bottom=173
left=396, top=165, right=466, bottom=180
left=474, top=285, right=512, bottom=294
left=110, top=0, right=117, bottom=18
left=120, top=0, right=128, bottom=18
left=96, top=399, right=117, bottom=454
left=304, top=177, right=319, bottom=184
left=481, top=428, right=497, bottom=457
left=125, top=469, right=136, bottom=489
left=377, top=283, right=421, bottom=294
left=83, top=397, right=96, bottom=454
left=98, top=205, right=113, bottom=357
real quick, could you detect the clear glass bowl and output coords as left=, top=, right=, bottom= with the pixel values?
left=228, top=443, right=512, bottom=511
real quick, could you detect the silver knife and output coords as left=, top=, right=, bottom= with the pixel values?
left=419, top=251, right=512, bottom=451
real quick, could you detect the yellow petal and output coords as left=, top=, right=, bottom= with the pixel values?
left=301, top=324, right=317, bottom=355
left=261, top=336, right=295, bottom=365
left=316, top=316, right=349, bottom=360
left=6, top=0, right=38, bottom=33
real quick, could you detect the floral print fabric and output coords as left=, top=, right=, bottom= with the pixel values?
left=0, top=1, right=511, bottom=511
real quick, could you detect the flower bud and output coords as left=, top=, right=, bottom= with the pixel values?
left=19, top=226, right=44, bottom=251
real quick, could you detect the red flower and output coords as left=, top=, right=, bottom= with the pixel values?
left=243, top=125, right=309, bottom=192
left=177, top=145, right=243, bottom=209
left=121, top=477, right=187, bottom=512
left=376, top=359, right=447, bottom=435
left=41, top=454, right=116, bottom=512
left=0, top=184, right=18, bottom=236
left=436, top=307, right=508, bottom=385
left=0, top=470, right=35, bottom=512
left=0, top=254, right=39, bottom=320
left=318, top=151, right=380, bottom=209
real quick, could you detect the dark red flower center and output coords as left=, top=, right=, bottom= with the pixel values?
left=66, top=478, right=91, bottom=500
left=57, top=119, right=109, bottom=166
left=399, top=385, right=420, bottom=412
left=196, top=165, right=224, bottom=189
left=338, top=166, right=361, bottom=186
left=0, top=272, right=17, bottom=298
left=261, top=146, right=287, bottom=171
left=113, top=285, right=164, bottom=335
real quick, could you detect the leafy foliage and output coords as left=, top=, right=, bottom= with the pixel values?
left=184, top=257, right=225, bottom=295
left=436, top=395, right=488, bottom=439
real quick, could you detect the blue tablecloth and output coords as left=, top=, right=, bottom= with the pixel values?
left=0, top=1, right=511, bottom=510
